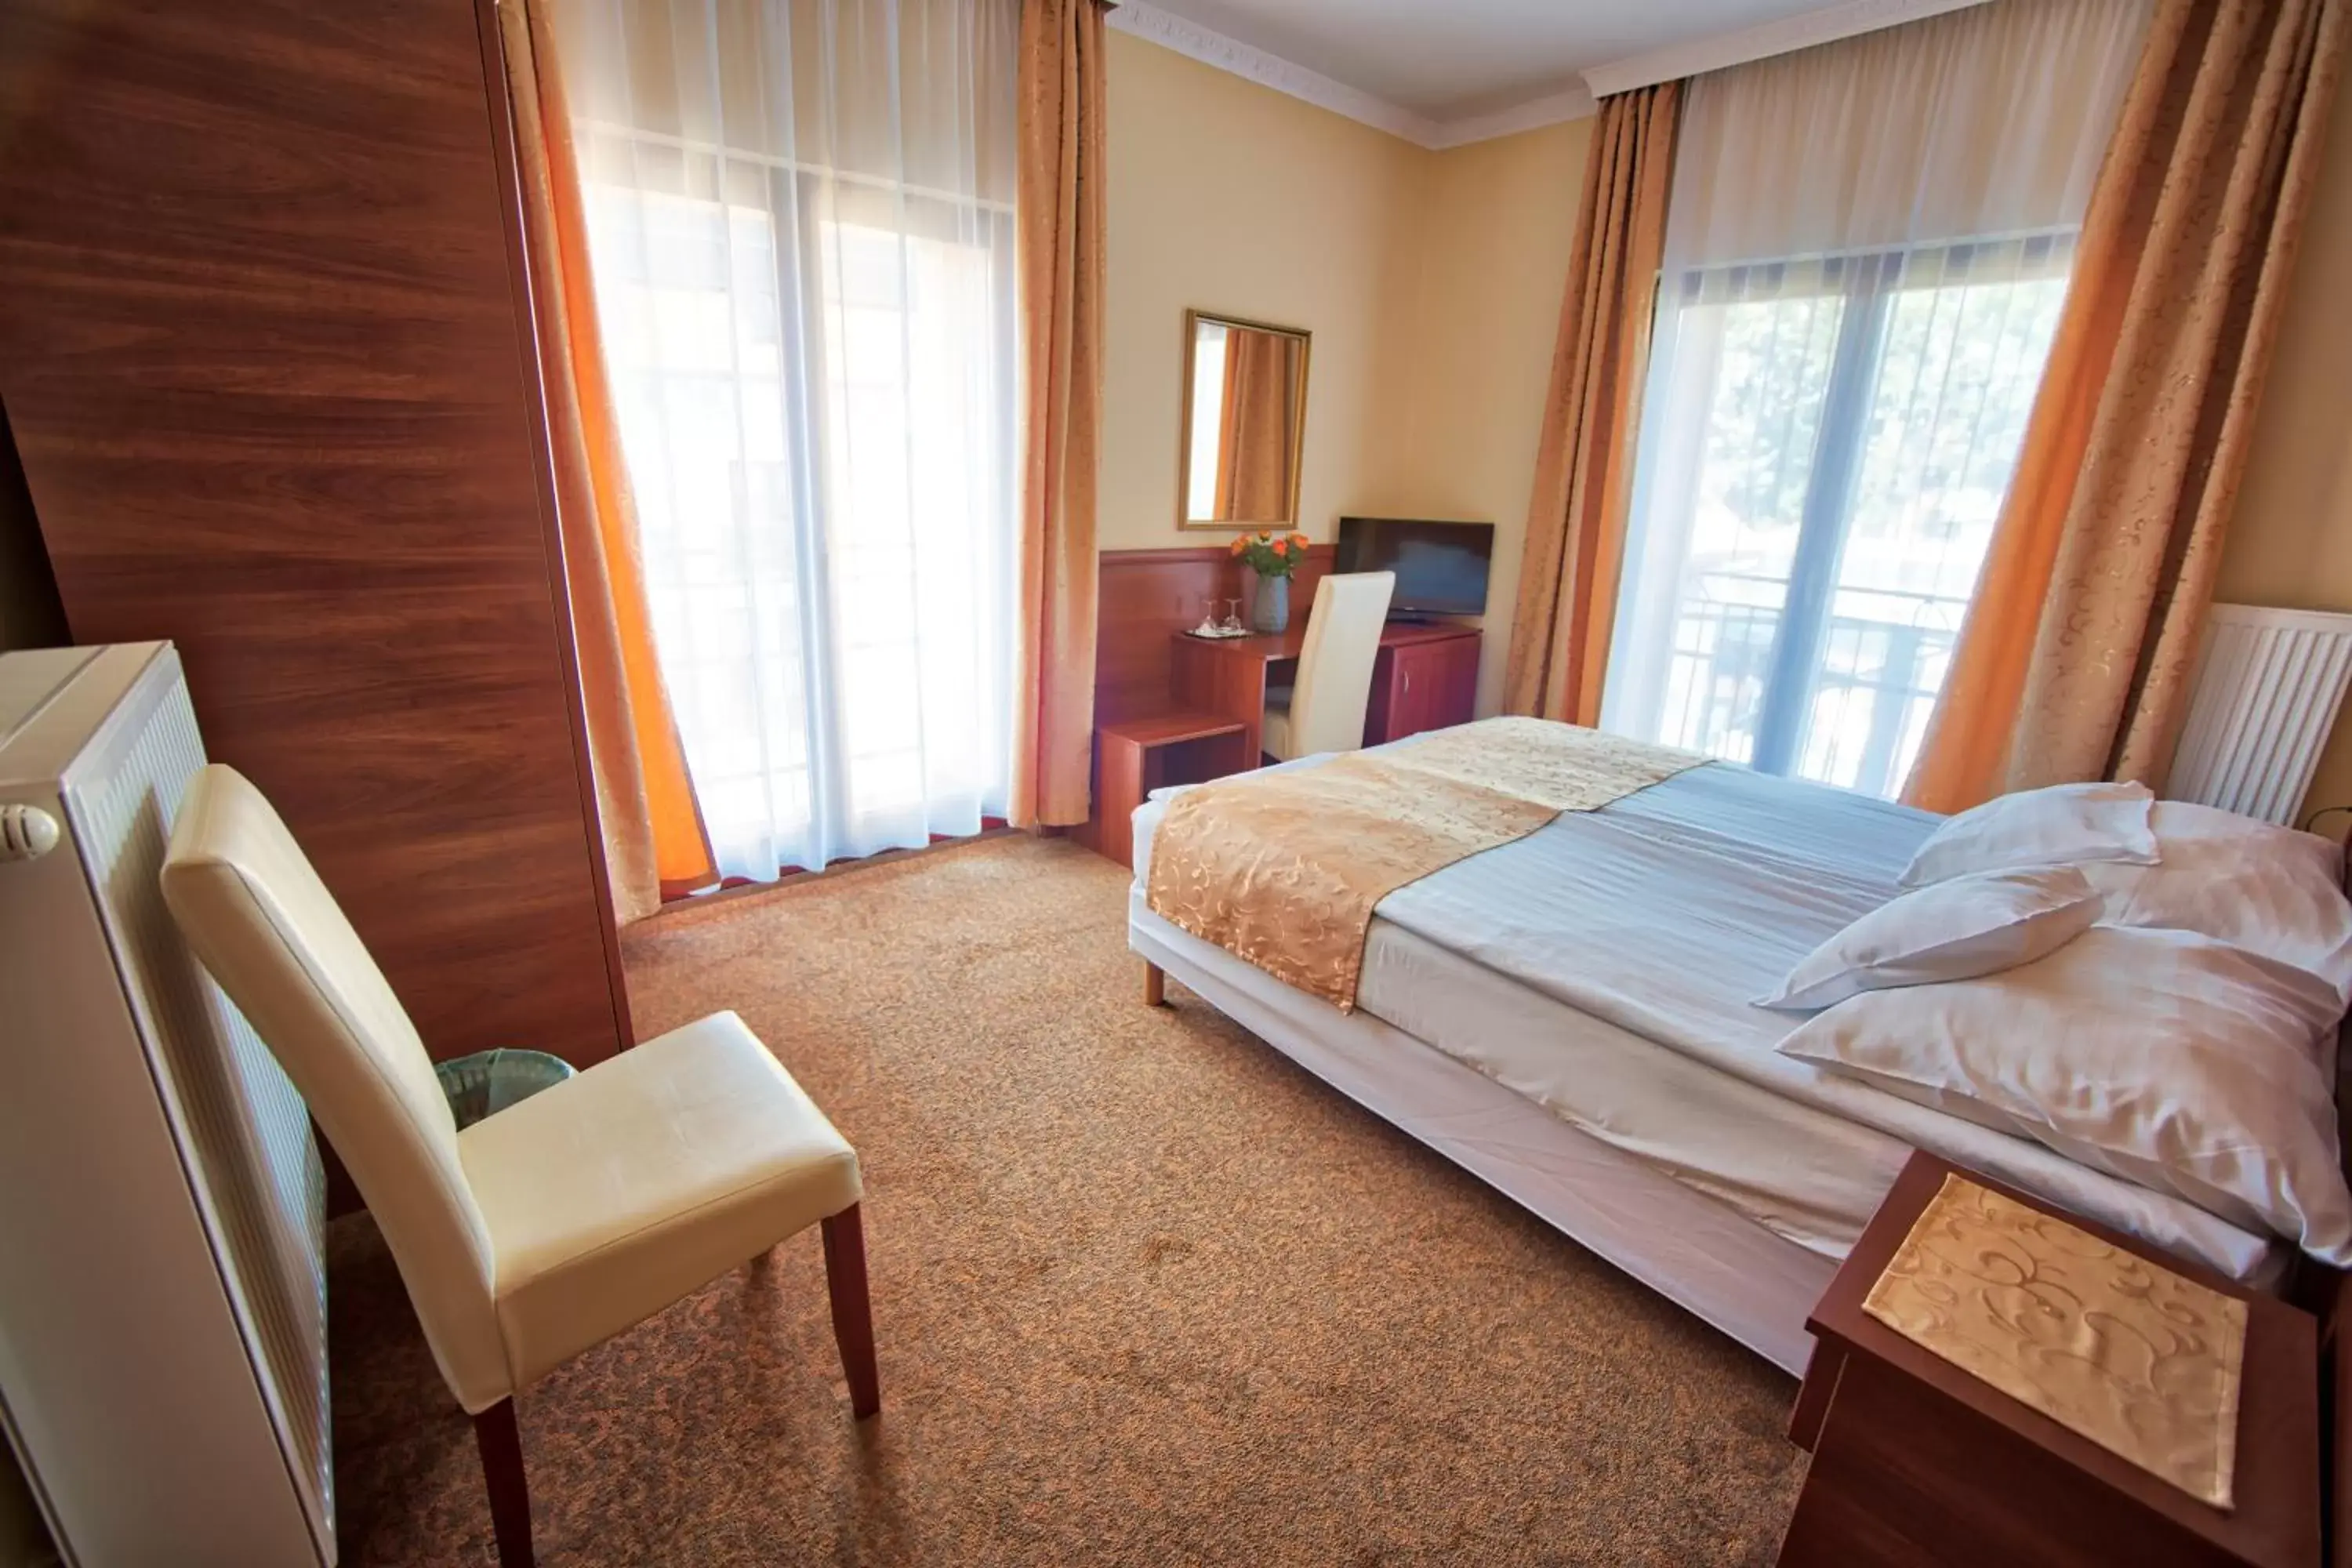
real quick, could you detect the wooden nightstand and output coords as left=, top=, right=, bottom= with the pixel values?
left=1090, top=711, right=1251, bottom=869
left=1780, top=1152, right=2321, bottom=1568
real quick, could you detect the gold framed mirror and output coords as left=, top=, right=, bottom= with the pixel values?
left=1176, top=310, right=1310, bottom=531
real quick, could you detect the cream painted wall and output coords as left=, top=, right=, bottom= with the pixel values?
left=2216, top=78, right=2352, bottom=832
left=1104, top=31, right=1588, bottom=715
left=1102, top=30, right=1429, bottom=551
left=1384, top=120, right=1590, bottom=716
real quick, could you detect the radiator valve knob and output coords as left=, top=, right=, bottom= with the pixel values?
left=0, top=804, right=60, bottom=862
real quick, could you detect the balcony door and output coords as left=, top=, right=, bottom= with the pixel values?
left=1604, top=237, right=2072, bottom=797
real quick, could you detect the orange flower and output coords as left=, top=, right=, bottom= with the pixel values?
left=1271, top=539, right=1289, bottom=557
left=1290, top=532, right=1309, bottom=548
left=1229, top=536, right=1246, bottom=556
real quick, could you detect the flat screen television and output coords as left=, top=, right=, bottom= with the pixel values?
left=1334, top=517, right=1494, bottom=619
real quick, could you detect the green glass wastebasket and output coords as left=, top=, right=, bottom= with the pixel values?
left=433, top=1048, right=577, bottom=1131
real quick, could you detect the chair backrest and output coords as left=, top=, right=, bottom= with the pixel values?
left=161, top=764, right=507, bottom=1410
left=1288, top=571, right=1396, bottom=757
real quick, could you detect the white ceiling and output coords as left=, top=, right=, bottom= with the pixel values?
left=1116, top=0, right=1987, bottom=147
left=1146, top=0, right=1828, bottom=118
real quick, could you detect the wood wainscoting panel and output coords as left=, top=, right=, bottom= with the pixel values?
left=1080, top=543, right=1331, bottom=853
left=0, top=0, right=626, bottom=1065
left=1095, top=544, right=1334, bottom=730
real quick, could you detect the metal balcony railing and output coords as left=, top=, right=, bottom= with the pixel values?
left=1656, top=570, right=1969, bottom=797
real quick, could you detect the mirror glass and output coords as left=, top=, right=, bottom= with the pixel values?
left=1179, top=311, right=1309, bottom=529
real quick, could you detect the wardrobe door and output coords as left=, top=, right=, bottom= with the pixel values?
left=0, top=0, right=629, bottom=1064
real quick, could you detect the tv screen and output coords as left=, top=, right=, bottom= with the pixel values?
left=1335, top=517, right=1494, bottom=617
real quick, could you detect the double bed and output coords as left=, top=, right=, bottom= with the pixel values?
left=1128, top=738, right=2307, bottom=1374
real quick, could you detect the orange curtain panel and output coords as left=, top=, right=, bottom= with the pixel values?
left=497, top=0, right=717, bottom=914
left=1502, top=82, right=1682, bottom=725
left=1012, top=0, right=1109, bottom=828
left=1905, top=0, right=2349, bottom=812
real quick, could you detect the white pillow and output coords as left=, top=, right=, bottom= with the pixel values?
left=1776, top=926, right=2352, bottom=1263
left=1898, top=780, right=2158, bottom=890
left=2082, top=800, right=2352, bottom=1001
left=1758, top=866, right=2101, bottom=1011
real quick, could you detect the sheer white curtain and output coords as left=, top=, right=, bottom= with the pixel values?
left=1602, top=0, right=2148, bottom=798
left=554, top=0, right=1018, bottom=880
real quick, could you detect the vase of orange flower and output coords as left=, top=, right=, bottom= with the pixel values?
left=1229, top=530, right=1312, bottom=633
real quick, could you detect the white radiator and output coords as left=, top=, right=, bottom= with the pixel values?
left=0, top=644, right=332, bottom=1566
left=2169, top=603, right=2352, bottom=826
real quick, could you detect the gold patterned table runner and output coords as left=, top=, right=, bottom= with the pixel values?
left=1143, top=717, right=1703, bottom=1010
left=1864, top=1175, right=2248, bottom=1508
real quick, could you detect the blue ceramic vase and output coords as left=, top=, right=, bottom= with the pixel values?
left=1250, top=574, right=1290, bottom=634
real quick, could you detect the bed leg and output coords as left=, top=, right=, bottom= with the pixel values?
left=1143, top=960, right=1167, bottom=1007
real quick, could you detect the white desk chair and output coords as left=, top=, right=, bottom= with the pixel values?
left=1263, top=570, right=1396, bottom=762
left=160, top=764, right=876, bottom=1568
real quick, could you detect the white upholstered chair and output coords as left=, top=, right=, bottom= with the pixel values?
left=159, top=764, right=876, bottom=1568
left=1263, top=570, right=1396, bottom=762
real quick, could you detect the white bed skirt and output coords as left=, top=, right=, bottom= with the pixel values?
left=1131, top=899, right=1835, bottom=1376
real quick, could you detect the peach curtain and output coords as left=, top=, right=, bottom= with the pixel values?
left=497, top=0, right=717, bottom=915
left=1213, top=331, right=1298, bottom=523
left=1905, top=0, right=2348, bottom=811
left=1502, top=82, right=1681, bottom=725
left=1012, top=0, right=1107, bottom=828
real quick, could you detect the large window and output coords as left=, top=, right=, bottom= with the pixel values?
left=1606, top=238, right=2071, bottom=797
left=558, top=0, right=1019, bottom=881
left=1595, top=0, right=2145, bottom=798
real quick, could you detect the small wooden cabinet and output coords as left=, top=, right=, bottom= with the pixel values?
left=1367, top=626, right=1482, bottom=745
left=1782, top=1152, right=2319, bottom=1568
left=1091, top=712, right=1251, bottom=869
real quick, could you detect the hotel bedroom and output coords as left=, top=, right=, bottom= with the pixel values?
left=2, top=0, right=2352, bottom=1563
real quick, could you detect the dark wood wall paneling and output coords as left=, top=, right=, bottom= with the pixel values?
left=0, top=402, right=67, bottom=652
left=0, top=0, right=628, bottom=1064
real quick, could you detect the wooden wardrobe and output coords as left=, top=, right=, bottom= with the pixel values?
left=0, top=0, right=632, bottom=1065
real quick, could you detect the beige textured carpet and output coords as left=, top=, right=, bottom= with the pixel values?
left=328, top=835, right=1806, bottom=1565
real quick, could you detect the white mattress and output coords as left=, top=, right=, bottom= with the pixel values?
left=1127, top=887, right=1842, bottom=1372
left=1134, top=760, right=2284, bottom=1282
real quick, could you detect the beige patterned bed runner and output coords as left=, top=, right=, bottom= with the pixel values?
left=1144, top=717, right=1704, bottom=1010
left=1864, top=1175, right=2247, bottom=1508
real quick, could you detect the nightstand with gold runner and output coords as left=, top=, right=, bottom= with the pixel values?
left=1779, top=1152, right=2321, bottom=1568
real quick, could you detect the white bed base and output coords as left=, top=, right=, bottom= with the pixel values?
left=1131, top=904, right=1835, bottom=1376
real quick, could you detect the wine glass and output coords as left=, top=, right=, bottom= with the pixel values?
left=1194, top=595, right=1222, bottom=637
left=1221, top=597, right=1244, bottom=634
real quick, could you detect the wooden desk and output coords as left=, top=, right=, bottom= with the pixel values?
left=1780, top=1152, right=2319, bottom=1568
left=1168, top=620, right=1480, bottom=764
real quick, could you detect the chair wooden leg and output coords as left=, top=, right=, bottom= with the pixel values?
left=1143, top=960, right=1167, bottom=1007
left=472, top=1398, right=535, bottom=1568
left=821, top=1204, right=881, bottom=1418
